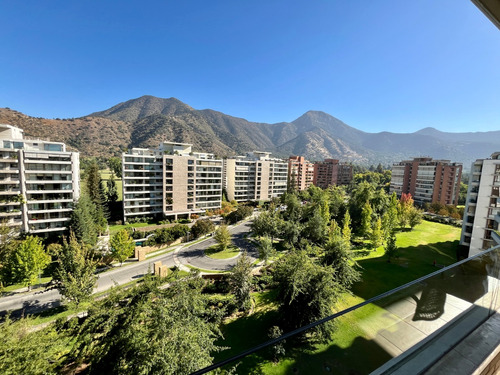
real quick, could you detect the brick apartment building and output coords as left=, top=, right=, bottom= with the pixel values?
left=313, top=159, right=353, bottom=189
left=288, top=156, right=314, bottom=191
left=390, top=157, right=462, bottom=206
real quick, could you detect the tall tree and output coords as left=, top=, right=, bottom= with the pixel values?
left=71, top=276, right=223, bottom=374
left=324, top=224, right=359, bottom=289
left=110, top=229, right=135, bottom=265
left=370, top=217, right=383, bottom=250
left=107, top=156, right=122, bottom=178
left=54, top=232, right=98, bottom=306
left=342, top=210, right=352, bottom=246
left=214, top=225, right=231, bottom=251
left=85, top=160, right=108, bottom=233
left=10, top=236, right=50, bottom=290
left=229, top=252, right=253, bottom=311
left=385, top=232, right=399, bottom=263
left=383, top=192, right=399, bottom=238
left=70, top=194, right=99, bottom=246
left=360, top=201, right=373, bottom=239
left=398, top=193, right=414, bottom=229
left=0, top=221, right=18, bottom=288
left=258, top=236, right=275, bottom=264
left=273, top=250, right=341, bottom=340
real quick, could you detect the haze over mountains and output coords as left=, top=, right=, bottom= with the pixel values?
left=1, top=95, right=499, bottom=169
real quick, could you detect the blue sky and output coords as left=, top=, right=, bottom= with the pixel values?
left=1, top=1, right=499, bottom=133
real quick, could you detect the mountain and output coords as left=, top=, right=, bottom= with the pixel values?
left=1, top=95, right=499, bottom=169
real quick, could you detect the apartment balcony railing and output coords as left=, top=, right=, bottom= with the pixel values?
left=193, top=245, right=500, bottom=375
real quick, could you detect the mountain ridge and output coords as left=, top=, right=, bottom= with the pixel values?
left=1, top=95, right=499, bottom=168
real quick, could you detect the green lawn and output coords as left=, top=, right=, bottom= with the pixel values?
left=108, top=222, right=155, bottom=236
left=205, top=245, right=240, bottom=259
left=212, top=220, right=461, bottom=374
left=1, top=277, right=52, bottom=294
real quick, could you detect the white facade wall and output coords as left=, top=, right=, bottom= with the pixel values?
left=461, top=152, right=500, bottom=256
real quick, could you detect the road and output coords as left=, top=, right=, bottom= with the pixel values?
left=0, top=219, right=255, bottom=317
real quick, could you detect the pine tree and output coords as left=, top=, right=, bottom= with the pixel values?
left=229, top=252, right=253, bottom=311
left=370, top=217, right=383, bottom=250
left=361, top=201, right=373, bottom=239
left=342, top=210, right=352, bottom=246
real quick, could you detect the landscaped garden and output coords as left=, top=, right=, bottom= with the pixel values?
left=213, top=219, right=461, bottom=374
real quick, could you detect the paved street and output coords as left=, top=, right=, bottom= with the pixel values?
left=177, top=220, right=258, bottom=271
left=0, top=219, right=255, bottom=317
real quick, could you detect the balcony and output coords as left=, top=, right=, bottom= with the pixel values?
left=192, top=245, right=500, bottom=374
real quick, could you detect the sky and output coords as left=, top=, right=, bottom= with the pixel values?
left=1, top=1, right=500, bottom=133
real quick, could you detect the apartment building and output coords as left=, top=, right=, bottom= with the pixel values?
left=390, top=157, right=462, bottom=206
left=288, top=156, right=314, bottom=191
left=0, top=124, right=80, bottom=236
left=460, top=152, right=500, bottom=256
left=122, top=142, right=223, bottom=222
left=312, top=159, right=353, bottom=189
left=225, top=151, right=288, bottom=202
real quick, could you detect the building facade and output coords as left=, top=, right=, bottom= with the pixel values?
left=122, top=142, right=223, bottom=222
left=389, top=157, right=462, bottom=206
left=460, top=152, right=500, bottom=256
left=313, top=159, right=353, bottom=189
left=225, top=151, right=288, bottom=202
left=288, top=156, right=314, bottom=191
left=0, top=124, right=80, bottom=236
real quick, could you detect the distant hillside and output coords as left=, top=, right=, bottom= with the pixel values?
left=1, top=95, right=499, bottom=168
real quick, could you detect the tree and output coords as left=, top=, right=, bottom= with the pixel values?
left=323, top=236, right=360, bottom=290
left=214, top=225, right=231, bottom=251
left=383, top=192, right=399, bottom=237
left=105, top=174, right=119, bottom=204
left=305, top=207, right=328, bottom=245
left=107, top=156, right=122, bottom=178
left=342, top=210, right=352, bottom=246
left=70, top=194, right=99, bottom=246
left=360, top=201, right=373, bottom=238
left=10, top=236, right=50, bottom=290
left=385, top=232, right=399, bottom=262
left=110, top=229, right=135, bottom=265
left=190, top=219, right=215, bottom=239
left=251, top=209, right=282, bottom=244
left=370, top=217, right=383, bottom=250
left=229, top=252, right=253, bottom=311
left=408, top=206, right=423, bottom=229
left=225, top=205, right=253, bottom=224
left=273, top=250, right=341, bottom=340
left=71, top=276, right=223, bottom=374
left=85, top=160, right=108, bottom=234
left=0, top=315, right=71, bottom=374
left=54, top=232, right=98, bottom=306
left=398, top=193, right=414, bottom=229
left=258, top=236, right=275, bottom=264
left=0, top=221, right=18, bottom=288
left=268, top=326, right=285, bottom=362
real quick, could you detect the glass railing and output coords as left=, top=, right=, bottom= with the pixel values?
left=193, top=245, right=500, bottom=375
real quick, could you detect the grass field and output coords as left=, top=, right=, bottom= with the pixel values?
left=213, top=220, right=461, bottom=374
left=205, top=245, right=240, bottom=259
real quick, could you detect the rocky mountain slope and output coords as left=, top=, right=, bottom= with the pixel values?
left=1, top=95, right=499, bottom=168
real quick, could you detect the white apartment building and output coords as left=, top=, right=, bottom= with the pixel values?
left=461, top=152, right=500, bottom=256
left=122, top=142, right=223, bottom=222
left=0, top=124, right=80, bottom=236
left=225, top=151, right=288, bottom=202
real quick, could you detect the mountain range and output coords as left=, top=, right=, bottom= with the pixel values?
left=1, top=95, right=499, bottom=170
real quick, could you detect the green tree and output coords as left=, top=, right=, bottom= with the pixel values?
left=229, top=252, right=253, bottom=311
left=268, top=326, right=285, bottom=362
left=383, top=192, right=399, bottom=237
left=323, top=233, right=360, bottom=289
left=251, top=209, right=282, bottom=244
left=0, top=316, right=71, bottom=375
left=54, top=232, right=98, bottom=306
left=398, top=193, right=414, bottom=229
left=273, top=250, right=341, bottom=340
left=360, top=201, right=373, bottom=239
left=370, top=217, right=383, bottom=250
left=110, top=229, right=135, bottom=265
left=258, top=236, right=275, bottom=264
left=71, top=275, right=223, bottom=374
left=85, top=160, right=108, bottom=234
left=0, top=221, right=18, bottom=288
left=408, top=206, right=423, bottom=229
left=385, top=232, right=399, bottom=262
left=214, top=225, right=231, bottom=251
left=105, top=174, right=119, bottom=204
left=190, top=219, right=215, bottom=239
left=10, top=236, right=50, bottom=290
left=342, top=210, right=352, bottom=246
left=305, top=207, right=328, bottom=245
left=107, top=156, right=122, bottom=178
left=70, top=194, right=99, bottom=246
